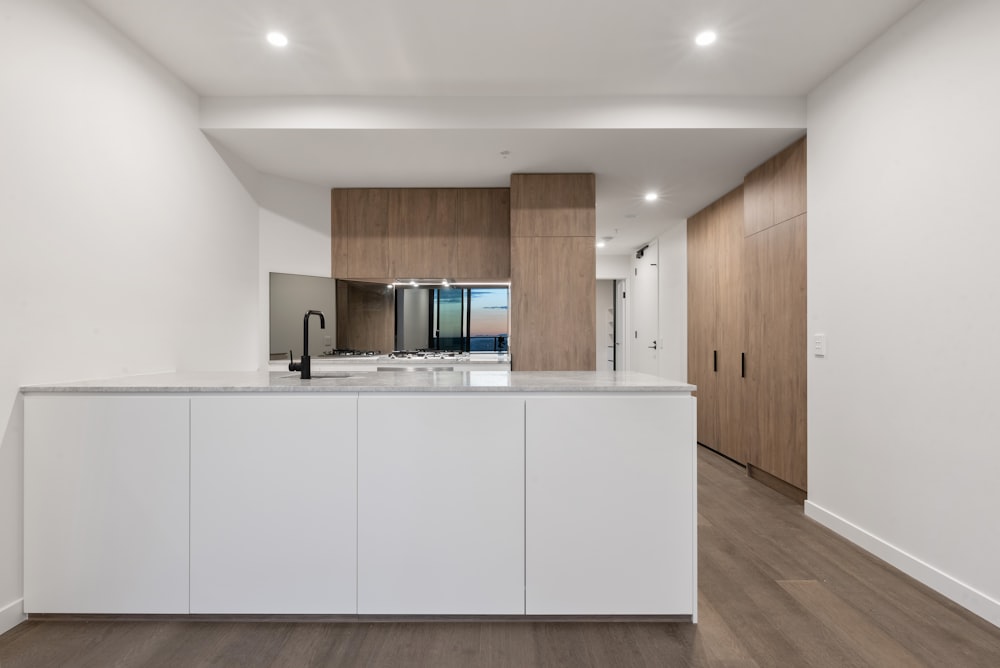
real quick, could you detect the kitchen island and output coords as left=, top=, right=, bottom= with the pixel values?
left=22, top=370, right=696, bottom=621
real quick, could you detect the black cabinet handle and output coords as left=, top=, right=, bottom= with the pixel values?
left=741, top=352, right=746, bottom=378
left=713, top=350, right=717, bottom=372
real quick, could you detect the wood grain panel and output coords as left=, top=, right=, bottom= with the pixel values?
left=511, top=236, right=595, bottom=371
left=743, top=214, right=807, bottom=490
left=773, top=137, right=807, bottom=225
left=330, top=190, right=350, bottom=276
left=387, top=188, right=440, bottom=278
left=744, top=136, right=806, bottom=237
left=716, top=187, right=746, bottom=464
left=686, top=205, right=720, bottom=450
left=686, top=187, right=744, bottom=461
left=344, top=189, right=391, bottom=278
left=743, top=160, right=773, bottom=237
left=332, top=188, right=509, bottom=280
left=456, top=188, right=511, bottom=279
left=335, top=280, right=395, bottom=354
left=510, top=174, right=596, bottom=237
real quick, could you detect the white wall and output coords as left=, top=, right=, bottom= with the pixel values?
left=0, top=0, right=260, bottom=633
left=655, top=222, right=687, bottom=382
left=596, top=254, right=631, bottom=280
left=618, top=223, right=687, bottom=381
left=257, top=175, right=334, bottom=364
left=806, top=0, right=1000, bottom=627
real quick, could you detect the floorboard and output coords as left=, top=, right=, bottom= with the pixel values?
left=3, top=446, right=999, bottom=667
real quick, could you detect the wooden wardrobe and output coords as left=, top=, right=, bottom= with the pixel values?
left=687, top=137, right=807, bottom=499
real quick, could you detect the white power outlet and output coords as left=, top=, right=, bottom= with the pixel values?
left=814, top=333, right=827, bottom=358
left=324, top=336, right=332, bottom=347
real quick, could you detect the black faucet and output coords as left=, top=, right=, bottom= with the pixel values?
left=288, top=310, right=326, bottom=379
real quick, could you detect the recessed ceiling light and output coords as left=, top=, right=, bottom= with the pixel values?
left=695, top=30, right=717, bottom=47
left=596, top=240, right=606, bottom=248
left=644, top=192, right=659, bottom=202
left=266, top=31, right=289, bottom=47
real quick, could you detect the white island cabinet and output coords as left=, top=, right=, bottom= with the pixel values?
left=190, top=396, right=358, bottom=614
left=357, top=395, right=525, bottom=614
left=22, top=370, right=696, bottom=620
left=24, top=395, right=190, bottom=613
left=525, top=395, right=696, bottom=615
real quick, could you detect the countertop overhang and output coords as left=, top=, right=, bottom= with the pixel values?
left=21, top=370, right=695, bottom=394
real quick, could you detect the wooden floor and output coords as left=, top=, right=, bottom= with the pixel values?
left=3, top=446, right=1000, bottom=667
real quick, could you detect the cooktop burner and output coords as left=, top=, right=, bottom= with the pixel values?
left=388, top=350, right=465, bottom=360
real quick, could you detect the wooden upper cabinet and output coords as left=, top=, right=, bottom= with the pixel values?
left=743, top=136, right=806, bottom=237
left=510, top=174, right=596, bottom=237
left=456, top=188, right=512, bottom=278
left=340, top=189, right=391, bottom=277
left=331, top=188, right=510, bottom=280
left=773, top=138, right=807, bottom=226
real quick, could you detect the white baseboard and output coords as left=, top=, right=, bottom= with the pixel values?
left=0, top=598, right=25, bottom=636
left=805, top=501, right=1000, bottom=629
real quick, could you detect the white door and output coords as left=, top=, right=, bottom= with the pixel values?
left=615, top=279, right=628, bottom=371
left=631, top=239, right=659, bottom=375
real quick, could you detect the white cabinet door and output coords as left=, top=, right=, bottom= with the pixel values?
left=525, top=394, right=696, bottom=615
left=24, top=395, right=190, bottom=613
left=357, top=394, right=525, bottom=614
left=190, top=395, right=357, bottom=613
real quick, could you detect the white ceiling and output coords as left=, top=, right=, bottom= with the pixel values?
left=84, top=0, right=922, bottom=253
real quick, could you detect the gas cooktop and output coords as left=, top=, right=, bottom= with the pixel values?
left=320, top=349, right=380, bottom=357
left=387, top=350, right=467, bottom=360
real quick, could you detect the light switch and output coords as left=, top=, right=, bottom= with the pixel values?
left=324, top=336, right=332, bottom=347
left=814, top=333, right=827, bottom=358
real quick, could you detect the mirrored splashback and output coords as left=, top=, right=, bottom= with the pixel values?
left=269, top=273, right=337, bottom=360
left=269, top=273, right=509, bottom=360
left=395, top=286, right=509, bottom=352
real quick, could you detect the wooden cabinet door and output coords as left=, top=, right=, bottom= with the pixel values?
left=743, top=215, right=807, bottom=491
left=343, top=188, right=390, bottom=278
left=716, top=188, right=747, bottom=464
left=687, top=207, right=719, bottom=450
left=743, top=160, right=774, bottom=237
left=333, top=188, right=510, bottom=280
left=744, top=136, right=806, bottom=237
left=773, top=138, right=807, bottom=225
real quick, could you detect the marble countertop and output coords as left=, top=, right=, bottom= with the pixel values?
left=21, top=370, right=695, bottom=394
